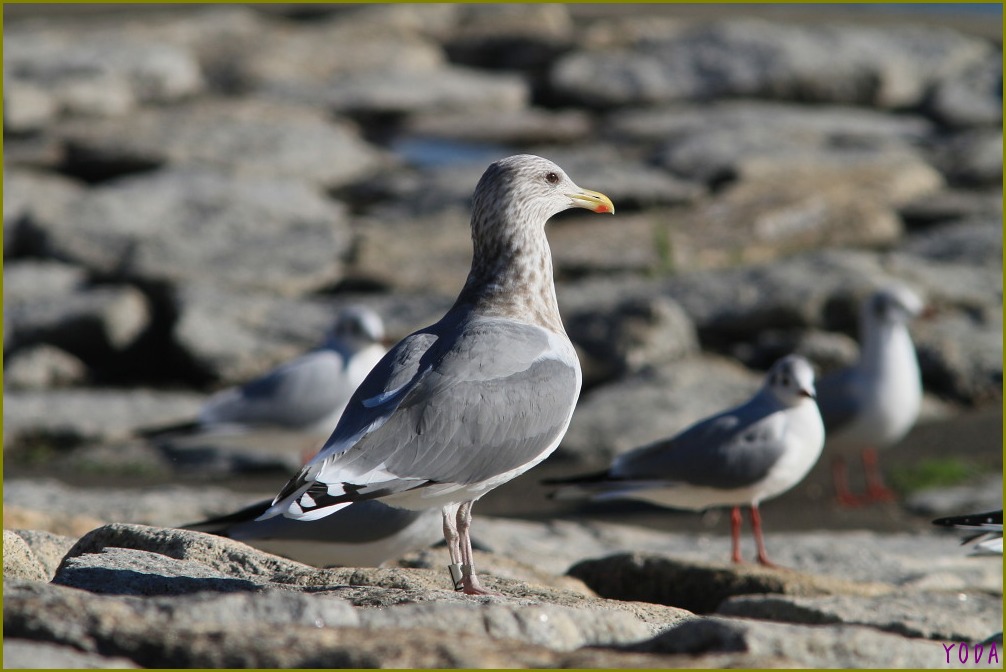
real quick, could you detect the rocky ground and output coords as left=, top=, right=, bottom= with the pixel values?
left=3, top=3, right=1003, bottom=669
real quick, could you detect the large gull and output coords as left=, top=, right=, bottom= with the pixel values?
left=816, top=285, right=925, bottom=506
left=546, top=355, right=824, bottom=566
left=258, top=154, right=614, bottom=594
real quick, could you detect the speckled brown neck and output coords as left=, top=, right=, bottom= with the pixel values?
left=453, top=208, right=565, bottom=334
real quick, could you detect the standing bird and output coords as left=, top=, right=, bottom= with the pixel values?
left=816, top=285, right=925, bottom=506
left=258, top=155, right=614, bottom=594
left=545, top=355, right=824, bottom=567
left=140, top=305, right=388, bottom=455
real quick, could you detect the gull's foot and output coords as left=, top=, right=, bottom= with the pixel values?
left=863, top=485, right=898, bottom=503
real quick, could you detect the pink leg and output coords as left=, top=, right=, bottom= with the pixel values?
left=441, top=504, right=464, bottom=591
left=861, top=447, right=897, bottom=503
left=456, top=500, right=500, bottom=596
left=749, top=505, right=778, bottom=568
left=831, top=456, right=863, bottom=507
left=730, top=506, right=744, bottom=564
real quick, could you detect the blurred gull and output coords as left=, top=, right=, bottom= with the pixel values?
left=257, top=155, right=614, bottom=594
left=816, top=285, right=925, bottom=506
left=185, top=498, right=443, bottom=567
left=140, top=305, right=388, bottom=466
left=546, top=355, right=824, bottom=567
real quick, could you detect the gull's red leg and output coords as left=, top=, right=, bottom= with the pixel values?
left=832, top=456, right=862, bottom=507
left=861, top=447, right=898, bottom=502
left=730, top=506, right=744, bottom=564
left=749, top=505, right=778, bottom=568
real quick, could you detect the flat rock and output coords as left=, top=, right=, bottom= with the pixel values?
left=631, top=615, right=974, bottom=668
left=56, top=99, right=385, bottom=189
left=932, top=128, right=1003, bottom=188
left=718, top=591, right=1003, bottom=642
left=911, top=305, right=1003, bottom=406
left=327, top=65, right=528, bottom=116
left=2, top=79, right=59, bottom=134
left=7, top=529, right=79, bottom=580
left=609, top=100, right=935, bottom=148
left=22, top=168, right=351, bottom=295
left=3, top=344, right=88, bottom=390
left=927, top=56, right=1002, bottom=128
left=402, top=107, right=595, bottom=146
left=3, top=530, right=49, bottom=582
left=4, top=28, right=204, bottom=118
left=566, top=294, right=699, bottom=385
left=3, top=479, right=257, bottom=530
left=3, top=169, right=84, bottom=257
left=2, top=389, right=202, bottom=449
left=550, top=18, right=991, bottom=109
left=5, top=263, right=150, bottom=361
left=568, top=553, right=889, bottom=614
left=2, top=639, right=139, bottom=669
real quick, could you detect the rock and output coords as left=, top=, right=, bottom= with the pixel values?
left=3, top=531, right=49, bottom=582
left=3, top=80, right=58, bottom=133
left=237, top=15, right=446, bottom=98
left=327, top=65, right=529, bottom=116
left=905, top=472, right=1004, bottom=518
left=2, top=639, right=140, bottom=669
left=927, top=57, right=1003, bottom=128
left=609, top=100, right=934, bottom=148
left=549, top=19, right=991, bottom=109
left=402, top=107, right=595, bottom=146
left=660, top=249, right=891, bottom=338
left=3, top=344, right=88, bottom=390
left=899, top=189, right=1003, bottom=229
left=21, top=169, right=351, bottom=295
left=4, top=29, right=204, bottom=117
left=559, top=355, right=760, bottom=464
left=7, top=529, right=78, bottom=580
left=4, top=266, right=150, bottom=362
left=55, top=546, right=265, bottom=596
left=718, top=591, right=1002, bottom=642
left=666, top=151, right=942, bottom=269
left=442, top=4, right=574, bottom=71
left=631, top=616, right=972, bottom=668
left=4, top=505, right=106, bottom=540
left=566, top=295, right=699, bottom=385
left=56, top=99, right=386, bottom=188
left=3, top=479, right=262, bottom=530
left=568, top=553, right=889, bottom=614
left=3, top=169, right=84, bottom=258
left=932, top=128, right=1003, bottom=188
left=912, top=306, right=1003, bottom=406
left=2, top=390, right=203, bottom=450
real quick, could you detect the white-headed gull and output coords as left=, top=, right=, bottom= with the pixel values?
left=816, top=285, right=925, bottom=505
left=258, top=155, right=614, bottom=594
left=140, top=305, right=387, bottom=464
left=546, top=355, right=824, bottom=566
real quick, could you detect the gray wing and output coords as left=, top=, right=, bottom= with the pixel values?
left=815, top=365, right=864, bottom=434
left=269, top=312, right=579, bottom=516
left=199, top=348, right=350, bottom=430
left=610, top=395, right=788, bottom=490
left=187, top=498, right=431, bottom=544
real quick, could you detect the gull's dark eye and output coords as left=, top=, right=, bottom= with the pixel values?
left=545, top=171, right=559, bottom=185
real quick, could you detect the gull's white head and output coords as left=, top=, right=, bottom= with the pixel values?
left=328, top=306, right=385, bottom=348
left=764, top=354, right=818, bottom=407
left=864, top=284, right=925, bottom=327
